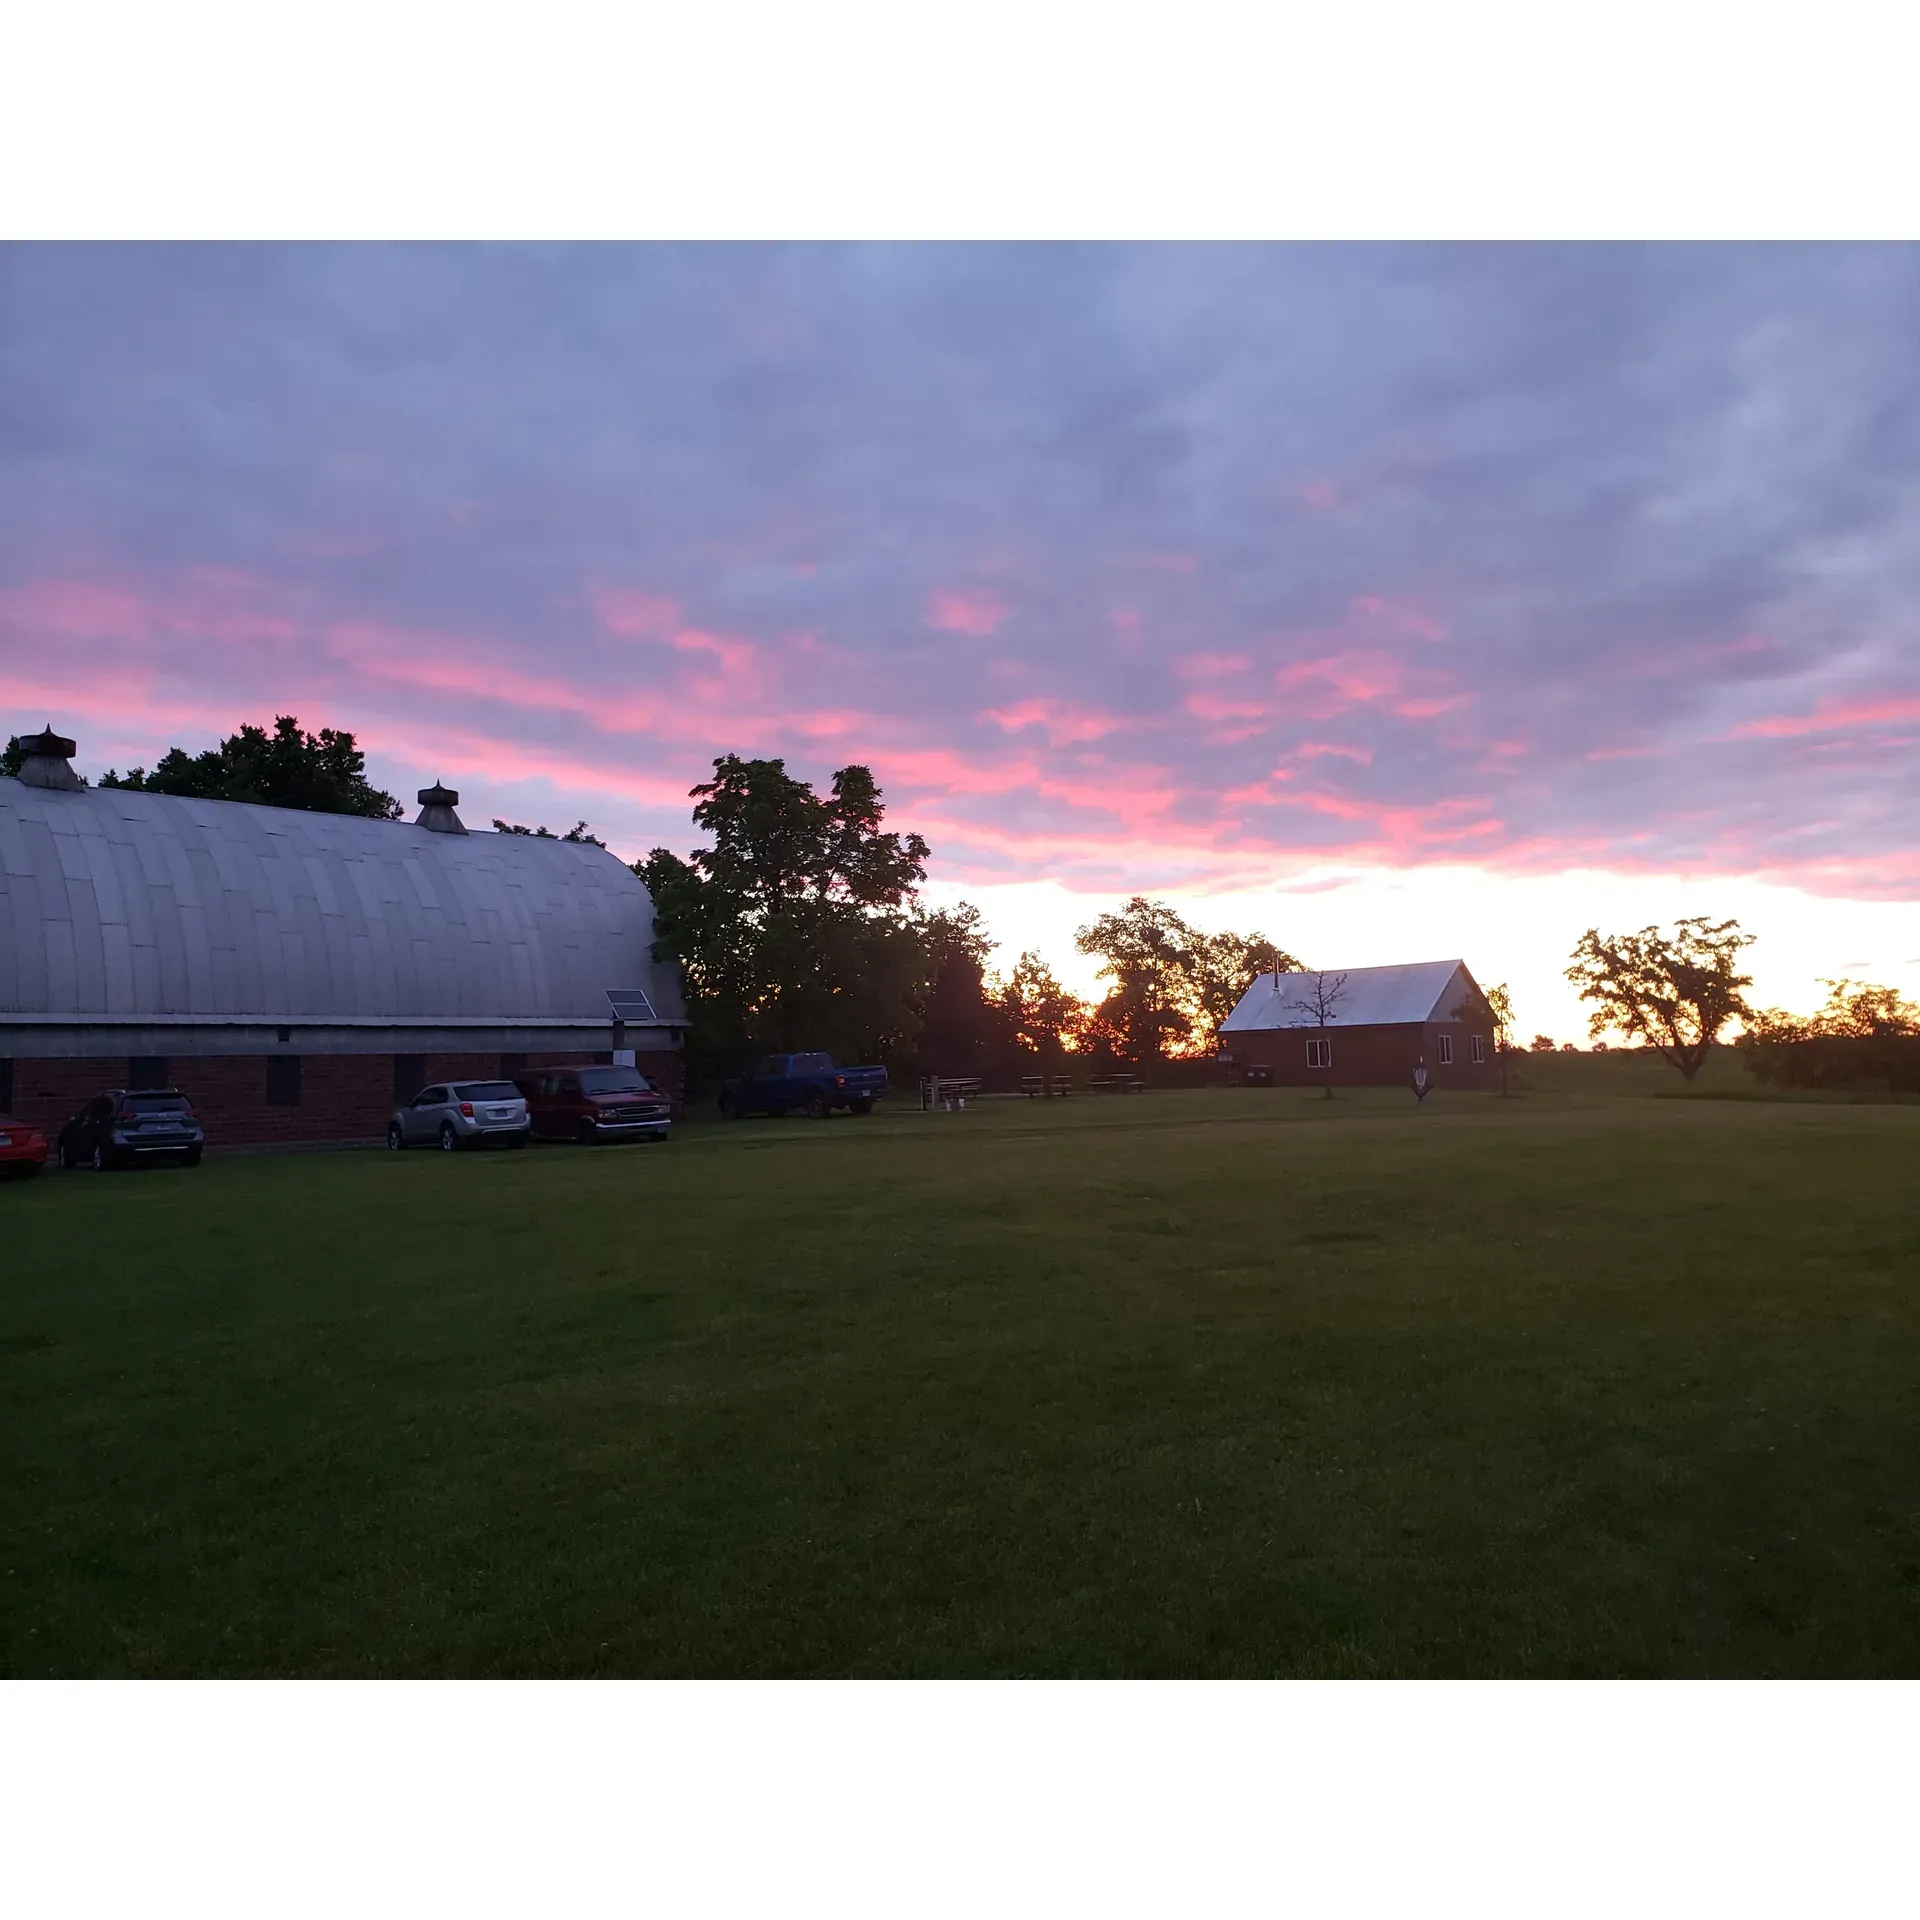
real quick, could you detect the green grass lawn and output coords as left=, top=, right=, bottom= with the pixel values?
left=5, top=1074, right=1918, bottom=1676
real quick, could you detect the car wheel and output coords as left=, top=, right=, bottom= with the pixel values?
left=92, top=1142, right=110, bottom=1172
left=387, top=1122, right=406, bottom=1151
left=576, top=1121, right=597, bottom=1146
left=805, top=1089, right=830, bottom=1120
left=439, top=1122, right=459, bottom=1153
left=718, top=1091, right=738, bottom=1120
left=849, top=1098, right=873, bottom=1116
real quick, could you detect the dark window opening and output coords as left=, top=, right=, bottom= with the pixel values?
left=392, top=1054, right=426, bottom=1103
left=498, top=1052, right=528, bottom=1077
left=0, top=1059, right=11, bottom=1112
left=128, top=1056, right=169, bottom=1091
left=267, top=1056, right=303, bottom=1106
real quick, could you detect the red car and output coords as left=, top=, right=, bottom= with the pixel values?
left=0, top=1112, right=50, bottom=1180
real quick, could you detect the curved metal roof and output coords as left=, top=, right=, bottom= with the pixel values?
left=1220, top=960, right=1477, bottom=1032
left=0, top=775, right=685, bottom=1028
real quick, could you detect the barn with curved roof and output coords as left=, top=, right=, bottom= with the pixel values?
left=0, top=730, right=687, bottom=1145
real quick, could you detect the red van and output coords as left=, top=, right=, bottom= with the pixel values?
left=514, top=1065, right=672, bottom=1145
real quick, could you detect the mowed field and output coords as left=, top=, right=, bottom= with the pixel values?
left=5, top=1065, right=1918, bottom=1677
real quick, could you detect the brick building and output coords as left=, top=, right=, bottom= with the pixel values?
left=0, top=730, right=688, bottom=1148
left=1218, top=959, right=1499, bottom=1092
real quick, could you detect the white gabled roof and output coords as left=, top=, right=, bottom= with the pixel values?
left=1220, top=959, right=1480, bottom=1032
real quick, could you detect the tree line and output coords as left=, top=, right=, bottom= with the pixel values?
left=14, top=717, right=1912, bottom=1093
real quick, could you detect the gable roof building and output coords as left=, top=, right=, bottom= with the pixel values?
left=1219, top=959, right=1496, bottom=1089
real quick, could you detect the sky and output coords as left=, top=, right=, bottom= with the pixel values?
left=3, top=243, right=1918, bottom=1038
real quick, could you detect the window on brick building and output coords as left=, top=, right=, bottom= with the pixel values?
left=1306, top=1036, right=1332, bottom=1069
left=1437, top=1032, right=1454, bottom=1065
left=392, top=1055, right=426, bottom=1103
left=0, top=1058, right=12, bottom=1111
left=1470, top=1034, right=1486, bottom=1064
left=499, top=1052, right=528, bottom=1077
left=128, top=1056, right=169, bottom=1090
left=267, top=1055, right=303, bottom=1106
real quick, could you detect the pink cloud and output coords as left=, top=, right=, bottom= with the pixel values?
left=925, top=589, right=1008, bottom=637
left=1297, top=741, right=1373, bottom=766
left=1174, top=652, right=1252, bottom=681
left=1727, top=695, right=1920, bottom=740
left=1302, top=482, right=1338, bottom=512
left=979, top=699, right=1135, bottom=747
left=593, top=588, right=682, bottom=638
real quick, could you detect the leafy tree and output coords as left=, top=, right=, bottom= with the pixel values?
left=1186, top=929, right=1302, bottom=1047
left=95, top=715, right=402, bottom=819
left=1741, top=978, right=1920, bottom=1093
left=914, top=903, right=1015, bottom=1077
left=998, top=950, right=1088, bottom=1094
left=638, top=754, right=933, bottom=1075
left=1530, top=1034, right=1557, bottom=1053
left=1566, top=917, right=1755, bottom=1082
left=1453, top=978, right=1515, bottom=1095
left=1283, top=968, right=1351, bottom=1097
left=1074, top=898, right=1198, bottom=1066
left=493, top=818, right=607, bottom=847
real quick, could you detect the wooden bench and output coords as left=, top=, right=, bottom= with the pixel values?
left=1019, top=1074, right=1073, bottom=1098
left=919, top=1075, right=984, bottom=1111
left=1087, top=1073, right=1145, bottom=1094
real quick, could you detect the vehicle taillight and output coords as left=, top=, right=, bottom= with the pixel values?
left=835, top=1074, right=845, bottom=1088
left=459, top=1102, right=474, bottom=1117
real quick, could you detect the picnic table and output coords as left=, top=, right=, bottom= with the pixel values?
left=1019, top=1074, right=1073, bottom=1098
left=1087, top=1073, right=1145, bottom=1094
left=920, top=1074, right=984, bottom=1111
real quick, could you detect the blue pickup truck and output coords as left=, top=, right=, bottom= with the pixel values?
left=719, top=1052, right=888, bottom=1120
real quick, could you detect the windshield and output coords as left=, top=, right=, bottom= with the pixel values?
left=578, top=1068, right=654, bottom=1095
left=453, top=1082, right=523, bottom=1101
left=121, top=1094, right=189, bottom=1114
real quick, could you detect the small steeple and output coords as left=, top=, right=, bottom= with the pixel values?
left=13, top=725, right=84, bottom=792
left=415, top=781, right=467, bottom=834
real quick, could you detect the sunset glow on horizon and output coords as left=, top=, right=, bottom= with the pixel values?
left=4, top=244, right=1917, bottom=1038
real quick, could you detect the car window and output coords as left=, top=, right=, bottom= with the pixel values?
left=414, top=1087, right=446, bottom=1107
left=578, top=1068, right=650, bottom=1094
left=756, top=1056, right=786, bottom=1077
left=558, top=1076, right=579, bottom=1096
left=122, top=1094, right=190, bottom=1115
left=792, top=1052, right=833, bottom=1074
left=453, top=1082, right=521, bottom=1101
left=88, top=1096, right=113, bottom=1120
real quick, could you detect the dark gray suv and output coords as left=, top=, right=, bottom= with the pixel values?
left=387, top=1080, right=531, bottom=1152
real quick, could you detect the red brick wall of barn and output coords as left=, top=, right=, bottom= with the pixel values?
left=4, top=1047, right=685, bottom=1148
left=1221, top=1021, right=1500, bottom=1091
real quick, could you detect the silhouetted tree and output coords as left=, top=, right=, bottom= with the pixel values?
left=493, top=819, right=606, bottom=846
left=638, top=754, right=933, bottom=1075
left=1566, top=917, right=1755, bottom=1081
left=1741, top=978, right=1920, bottom=1092
left=998, top=950, right=1088, bottom=1094
left=92, top=715, right=401, bottom=819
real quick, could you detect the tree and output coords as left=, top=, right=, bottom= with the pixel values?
left=638, top=754, right=934, bottom=1075
left=1185, top=929, right=1302, bottom=1051
left=1454, top=979, right=1515, bottom=1095
left=493, top=819, right=606, bottom=847
left=1530, top=1034, right=1557, bottom=1053
left=998, top=950, right=1088, bottom=1094
left=1074, top=897, right=1197, bottom=1066
left=1566, top=918, right=1756, bottom=1082
left=1284, top=968, right=1350, bottom=1098
left=94, top=715, right=402, bottom=819
left=914, top=903, right=1015, bottom=1077
left=1741, top=978, right=1920, bottom=1093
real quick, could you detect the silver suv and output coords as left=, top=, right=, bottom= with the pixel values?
left=388, top=1079, right=530, bottom=1152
